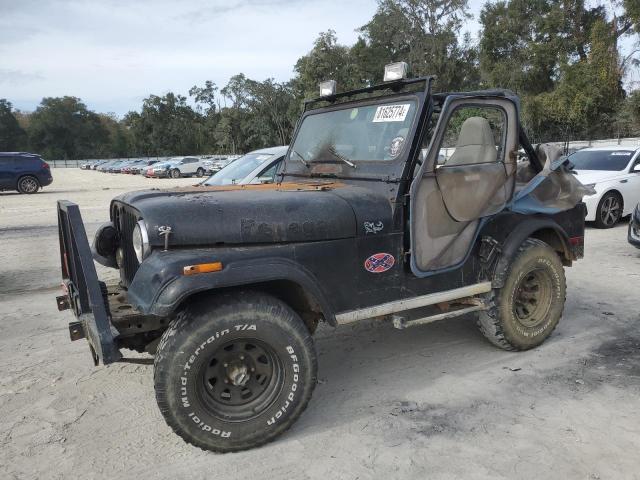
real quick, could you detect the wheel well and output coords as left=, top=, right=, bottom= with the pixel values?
left=529, top=228, right=571, bottom=266
left=180, top=280, right=326, bottom=334
left=601, top=189, right=623, bottom=207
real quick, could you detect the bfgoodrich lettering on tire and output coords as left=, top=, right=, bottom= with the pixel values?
left=478, top=238, right=566, bottom=351
left=153, top=291, right=317, bottom=453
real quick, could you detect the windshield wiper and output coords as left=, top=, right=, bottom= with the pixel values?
left=328, top=146, right=356, bottom=169
left=291, top=149, right=310, bottom=169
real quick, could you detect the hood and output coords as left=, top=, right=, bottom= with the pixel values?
left=112, top=182, right=393, bottom=247
left=573, top=169, right=628, bottom=184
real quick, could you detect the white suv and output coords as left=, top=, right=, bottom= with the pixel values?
left=164, top=157, right=207, bottom=178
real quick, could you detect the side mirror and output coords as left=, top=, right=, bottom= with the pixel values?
left=632, top=164, right=640, bottom=173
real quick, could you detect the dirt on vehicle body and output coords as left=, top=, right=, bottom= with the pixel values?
left=56, top=64, right=589, bottom=452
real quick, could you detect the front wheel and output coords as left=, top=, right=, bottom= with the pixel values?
left=477, top=238, right=566, bottom=351
left=154, top=291, right=317, bottom=452
left=594, top=192, right=623, bottom=229
left=170, top=168, right=181, bottom=179
left=196, top=167, right=204, bottom=177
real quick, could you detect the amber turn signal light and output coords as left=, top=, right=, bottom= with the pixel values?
left=183, top=261, right=223, bottom=275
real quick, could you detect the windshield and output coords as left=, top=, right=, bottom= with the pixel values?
left=570, top=150, right=635, bottom=171
left=291, top=100, right=418, bottom=164
left=204, top=153, right=272, bottom=185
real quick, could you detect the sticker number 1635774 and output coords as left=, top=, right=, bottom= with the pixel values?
left=372, top=104, right=411, bottom=123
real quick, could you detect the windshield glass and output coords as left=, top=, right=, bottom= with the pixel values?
left=291, top=100, right=418, bottom=163
left=204, top=153, right=272, bottom=185
left=570, top=150, right=635, bottom=171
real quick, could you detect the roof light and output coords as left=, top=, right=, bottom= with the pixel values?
left=383, top=62, right=409, bottom=82
left=319, top=80, right=337, bottom=97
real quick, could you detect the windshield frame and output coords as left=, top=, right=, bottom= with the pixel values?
left=281, top=92, right=426, bottom=180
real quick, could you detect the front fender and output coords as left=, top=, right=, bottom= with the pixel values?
left=125, top=247, right=336, bottom=323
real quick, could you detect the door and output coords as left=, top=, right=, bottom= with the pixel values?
left=409, top=97, right=518, bottom=276
left=0, top=157, right=17, bottom=189
left=625, top=154, right=640, bottom=214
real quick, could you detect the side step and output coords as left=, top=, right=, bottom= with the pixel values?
left=334, top=282, right=492, bottom=326
left=391, top=299, right=486, bottom=329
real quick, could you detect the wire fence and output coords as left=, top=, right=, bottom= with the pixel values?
left=48, top=155, right=234, bottom=168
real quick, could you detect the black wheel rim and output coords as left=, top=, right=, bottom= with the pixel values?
left=197, top=339, right=283, bottom=421
left=513, top=268, right=553, bottom=328
left=600, top=195, right=621, bottom=226
left=20, top=177, right=38, bottom=193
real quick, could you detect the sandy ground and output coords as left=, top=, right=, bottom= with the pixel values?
left=1, top=169, right=639, bottom=480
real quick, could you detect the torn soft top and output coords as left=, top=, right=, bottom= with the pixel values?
left=510, top=144, right=595, bottom=215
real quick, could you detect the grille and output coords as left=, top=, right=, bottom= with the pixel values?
left=112, top=203, right=140, bottom=287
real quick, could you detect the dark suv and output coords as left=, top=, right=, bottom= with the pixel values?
left=0, top=152, right=53, bottom=194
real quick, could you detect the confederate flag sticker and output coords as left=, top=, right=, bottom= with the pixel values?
left=364, top=253, right=395, bottom=273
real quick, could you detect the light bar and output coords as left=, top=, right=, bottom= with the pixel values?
left=319, top=80, right=337, bottom=97
left=383, top=62, right=409, bottom=82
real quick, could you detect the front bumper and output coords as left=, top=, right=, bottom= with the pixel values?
left=56, top=200, right=122, bottom=365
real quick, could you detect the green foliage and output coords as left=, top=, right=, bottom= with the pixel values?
left=28, top=97, right=110, bottom=159
left=0, top=99, right=26, bottom=151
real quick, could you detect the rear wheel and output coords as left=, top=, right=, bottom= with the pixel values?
left=17, top=175, right=40, bottom=194
left=170, top=168, right=181, bottom=179
left=154, top=291, right=317, bottom=452
left=594, top=192, right=623, bottom=229
left=478, top=238, right=565, bottom=351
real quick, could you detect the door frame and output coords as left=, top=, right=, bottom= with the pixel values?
left=408, top=95, right=520, bottom=277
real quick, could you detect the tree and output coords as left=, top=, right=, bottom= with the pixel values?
left=124, top=93, right=201, bottom=156
left=293, top=30, right=362, bottom=98
left=0, top=99, right=26, bottom=151
left=357, top=0, right=479, bottom=91
left=28, top=97, right=110, bottom=159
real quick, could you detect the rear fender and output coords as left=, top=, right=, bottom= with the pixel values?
left=490, top=218, right=571, bottom=289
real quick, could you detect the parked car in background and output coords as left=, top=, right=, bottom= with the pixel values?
left=201, top=146, right=287, bottom=186
left=80, top=161, right=94, bottom=169
left=570, top=146, right=640, bottom=228
left=203, top=157, right=233, bottom=174
left=161, top=156, right=207, bottom=178
left=146, top=161, right=171, bottom=178
left=0, top=152, right=53, bottom=194
left=96, top=160, right=116, bottom=172
left=129, top=160, right=159, bottom=175
left=629, top=203, right=640, bottom=248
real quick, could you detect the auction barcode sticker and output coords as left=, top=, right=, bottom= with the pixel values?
left=372, top=104, right=411, bottom=122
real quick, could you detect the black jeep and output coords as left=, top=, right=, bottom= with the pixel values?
left=56, top=64, right=587, bottom=452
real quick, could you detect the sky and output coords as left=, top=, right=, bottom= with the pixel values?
left=1, top=0, right=632, bottom=117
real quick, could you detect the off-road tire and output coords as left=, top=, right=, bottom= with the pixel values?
left=170, top=168, right=181, bottom=179
left=594, top=191, right=623, bottom=229
left=196, top=167, right=205, bottom=177
left=154, top=291, right=317, bottom=453
left=477, top=238, right=566, bottom=351
left=17, top=175, right=40, bottom=194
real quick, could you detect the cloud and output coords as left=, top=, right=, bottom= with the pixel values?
left=0, top=69, right=44, bottom=85
left=179, top=0, right=307, bottom=22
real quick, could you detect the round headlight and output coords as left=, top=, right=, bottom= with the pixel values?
left=132, top=220, right=149, bottom=263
